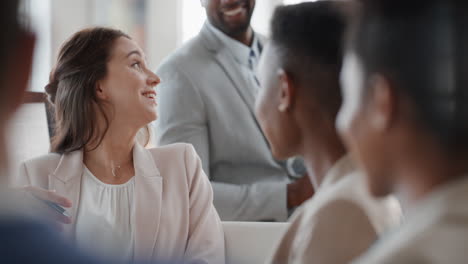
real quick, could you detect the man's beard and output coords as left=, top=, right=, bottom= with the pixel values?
left=217, top=1, right=254, bottom=37
left=220, top=19, right=252, bottom=37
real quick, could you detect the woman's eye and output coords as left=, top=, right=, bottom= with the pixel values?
left=132, top=62, right=141, bottom=69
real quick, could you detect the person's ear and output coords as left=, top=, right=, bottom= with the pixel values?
left=277, top=68, right=295, bottom=113
left=95, top=81, right=108, bottom=101
left=3, top=31, right=36, bottom=116
left=367, top=74, right=395, bottom=131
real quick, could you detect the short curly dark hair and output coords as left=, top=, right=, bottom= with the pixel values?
left=270, top=1, right=350, bottom=118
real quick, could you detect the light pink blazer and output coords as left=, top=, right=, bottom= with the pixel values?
left=15, top=142, right=225, bottom=264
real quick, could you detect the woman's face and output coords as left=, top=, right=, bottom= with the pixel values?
left=255, top=44, right=300, bottom=160
left=337, top=52, right=392, bottom=197
left=99, top=37, right=160, bottom=129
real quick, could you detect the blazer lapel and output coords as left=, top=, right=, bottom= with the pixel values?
left=133, top=143, right=163, bottom=261
left=217, top=50, right=257, bottom=114
left=200, top=23, right=257, bottom=119
left=48, top=151, right=84, bottom=238
left=199, top=23, right=277, bottom=152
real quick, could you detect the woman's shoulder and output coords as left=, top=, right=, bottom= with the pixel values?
left=22, top=153, right=62, bottom=170
left=145, top=143, right=202, bottom=182
left=16, top=153, right=64, bottom=186
left=146, top=143, right=197, bottom=161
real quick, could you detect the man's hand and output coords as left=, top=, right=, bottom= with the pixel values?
left=287, top=174, right=314, bottom=209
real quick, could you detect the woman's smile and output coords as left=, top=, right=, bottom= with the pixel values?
left=141, top=89, right=157, bottom=106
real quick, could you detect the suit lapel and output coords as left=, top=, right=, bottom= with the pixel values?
left=215, top=50, right=257, bottom=115
left=200, top=23, right=258, bottom=119
left=199, top=23, right=277, bottom=152
left=133, top=143, right=163, bottom=261
left=48, top=151, right=84, bottom=239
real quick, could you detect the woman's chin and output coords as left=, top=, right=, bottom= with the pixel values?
left=146, top=110, right=157, bottom=123
left=130, top=111, right=157, bottom=129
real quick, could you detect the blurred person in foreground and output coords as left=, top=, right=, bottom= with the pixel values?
left=337, top=0, right=468, bottom=263
left=13, top=27, right=224, bottom=263
left=0, top=1, right=124, bottom=263
left=255, top=2, right=402, bottom=263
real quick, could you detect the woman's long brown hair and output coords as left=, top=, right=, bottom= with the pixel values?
left=45, top=27, right=130, bottom=154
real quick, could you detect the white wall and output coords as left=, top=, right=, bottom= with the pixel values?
left=252, top=0, right=283, bottom=36
left=51, top=0, right=95, bottom=61
left=28, top=0, right=52, bottom=92
left=48, top=0, right=285, bottom=70
left=7, top=104, right=50, bottom=183
left=146, top=0, right=182, bottom=70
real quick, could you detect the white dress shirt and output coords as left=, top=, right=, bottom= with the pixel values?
left=74, top=166, right=135, bottom=261
left=206, top=21, right=262, bottom=97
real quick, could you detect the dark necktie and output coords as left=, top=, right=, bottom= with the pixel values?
left=248, top=49, right=260, bottom=87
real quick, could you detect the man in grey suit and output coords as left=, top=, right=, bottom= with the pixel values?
left=155, top=0, right=313, bottom=221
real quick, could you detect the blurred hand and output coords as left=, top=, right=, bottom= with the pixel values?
left=21, top=186, right=73, bottom=229
left=287, top=174, right=314, bottom=209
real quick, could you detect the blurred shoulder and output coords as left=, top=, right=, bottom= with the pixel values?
left=313, top=199, right=370, bottom=223
left=0, top=218, right=107, bottom=263
left=357, top=211, right=468, bottom=264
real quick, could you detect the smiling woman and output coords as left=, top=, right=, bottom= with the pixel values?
left=13, top=27, right=225, bottom=263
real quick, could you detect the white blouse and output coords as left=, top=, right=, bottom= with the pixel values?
left=74, top=166, right=135, bottom=261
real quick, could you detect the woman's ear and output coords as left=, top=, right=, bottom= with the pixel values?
left=277, top=68, right=295, bottom=113
left=95, top=82, right=107, bottom=100
left=367, top=74, right=395, bottom=132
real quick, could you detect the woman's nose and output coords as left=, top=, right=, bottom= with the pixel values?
left=147, top=71, right=161, bottom=87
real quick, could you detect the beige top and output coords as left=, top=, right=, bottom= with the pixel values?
left=267, top=156, right=402, bottom=264
left=352, top=175, right=468, bottom=264
left=15, top=143, right=225, bottom=264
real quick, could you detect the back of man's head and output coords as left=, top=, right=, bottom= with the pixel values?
left=270, top=0, right=350, bottom=118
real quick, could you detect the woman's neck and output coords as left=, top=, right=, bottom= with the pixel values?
left=228, top=27, right=254, bottom=47
left=300, top=130, right=347, bottom=189
left=394, top=150, right=468, bottom=206
left=83, top=122, right=138, bottom=184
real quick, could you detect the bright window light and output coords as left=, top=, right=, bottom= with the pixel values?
left=181, top=0, right=206, bottom=44
left=24, top=0, right=52, bottom=92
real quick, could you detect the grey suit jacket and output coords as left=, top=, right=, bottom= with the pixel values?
left=154, top=23, right=291, bottom=221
